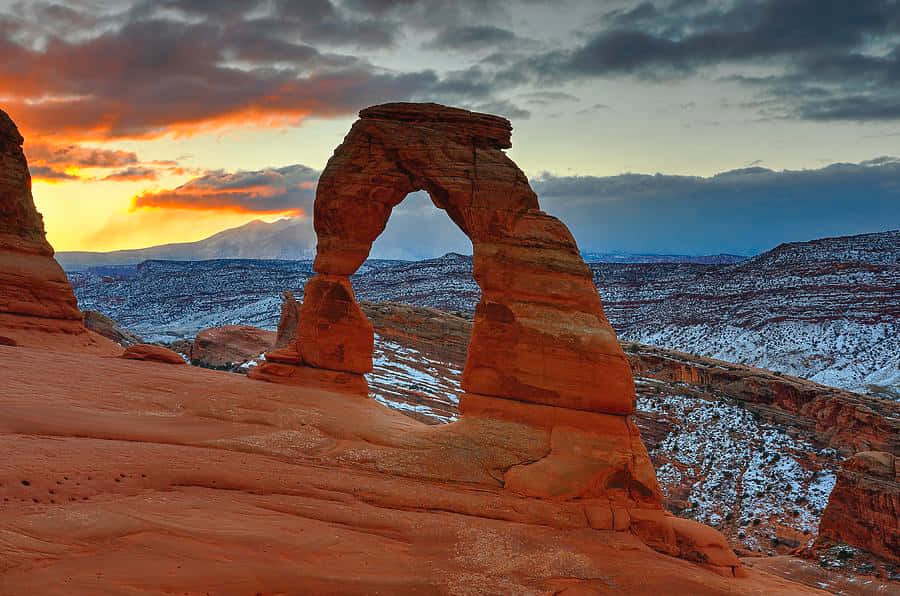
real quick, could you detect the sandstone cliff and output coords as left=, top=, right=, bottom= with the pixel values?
left=0, top=109, right=117, bottom=354
left=817, top=451, right=899, bottom=563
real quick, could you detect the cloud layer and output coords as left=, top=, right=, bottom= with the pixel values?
left=130, top=164, right=319, bottom=216
left=533, top=157, right=900, bottom=254
left=134, top=157, right=899, bottom=257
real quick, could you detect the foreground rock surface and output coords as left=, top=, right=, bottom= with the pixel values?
left=0, top=345, right=827, bottom=594
left=817, top=451, right=899, bottom=563
left=0, top=109, right=117, bottom=355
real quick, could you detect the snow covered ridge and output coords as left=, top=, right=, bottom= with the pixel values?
left=637, top=391, right=839, bottom=555
left=600, top=231, right=899, bottom=397
left=70, top=229, right=899, bottom=396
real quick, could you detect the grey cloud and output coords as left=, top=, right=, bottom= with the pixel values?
left=510, top=0, right=900, bottom=122
left=423, top=25, right=518, bottom=51
left=519, top=91, right=580, bottom=105
left=132, top=164, right=320, bottom=214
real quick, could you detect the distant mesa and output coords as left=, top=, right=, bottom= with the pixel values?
left=250, top=101, right=743, bottom=575
left=0, top=109, right=118, bottom=354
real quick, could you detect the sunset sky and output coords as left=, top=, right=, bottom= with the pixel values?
left=2, top=0, right=899, bottom=255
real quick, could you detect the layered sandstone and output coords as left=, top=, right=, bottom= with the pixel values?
left=249, top=103, right=741, bottom=575
left=0, top=109, right=117, bottom=354
left=817, top=451, right=899, bottom=562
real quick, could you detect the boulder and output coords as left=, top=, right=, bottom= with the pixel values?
left=83, top=310, right=143, bottom=346
left=122, top=343, right=186, bottom=365
left=190, top=325, right=275, bottom=368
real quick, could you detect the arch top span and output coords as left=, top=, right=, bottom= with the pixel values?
left=312, top=102, right=538, bottom=277
left=299, top=102, right=636, bottom=416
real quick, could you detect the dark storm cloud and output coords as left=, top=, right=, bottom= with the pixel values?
left=529, top=158, right=900, bottom=254
left=341, top=0, right=508, bottom=28
left=510, top=0, right=900, bottom=122
left=25, top=142, right=139, bottom=169
left=131, top=164, right=319, bottom=215
left=0, top=0, right=527, bottom=141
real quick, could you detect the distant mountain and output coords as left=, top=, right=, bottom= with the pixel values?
left=58, top=216, right=753, bottom=271
left=582, top=252, right=747, bottom=264
left=57, top=218, right=317, bottom=270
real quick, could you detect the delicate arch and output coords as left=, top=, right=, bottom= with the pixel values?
left=298, top=103, right=634, bottom=415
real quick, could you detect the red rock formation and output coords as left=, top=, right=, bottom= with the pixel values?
left=190, top=324, right=275, bottom=368
left=303, top=103, right=632, bottom=415
left=817, top=451, right=899, bottom=562
left=122, top=343, right=186, bottom=365
left=251, top=103, right=740, bottom=576
left=83, top=310, right=143, bottom=346
left=0, top=109, right=118, bottom=354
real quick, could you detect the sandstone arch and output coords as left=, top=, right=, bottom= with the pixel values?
left=298, top=103, right=634, bottom=415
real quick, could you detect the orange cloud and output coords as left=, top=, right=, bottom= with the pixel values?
left=128, top=164, right=319, bottom=216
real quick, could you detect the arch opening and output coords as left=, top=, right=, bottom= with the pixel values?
left=366, top=191, right=473, bottom=262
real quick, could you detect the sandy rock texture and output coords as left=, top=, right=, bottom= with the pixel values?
left=121, top=343, right=186, bottom=365
left=0, top=345, right=828, bottom=595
